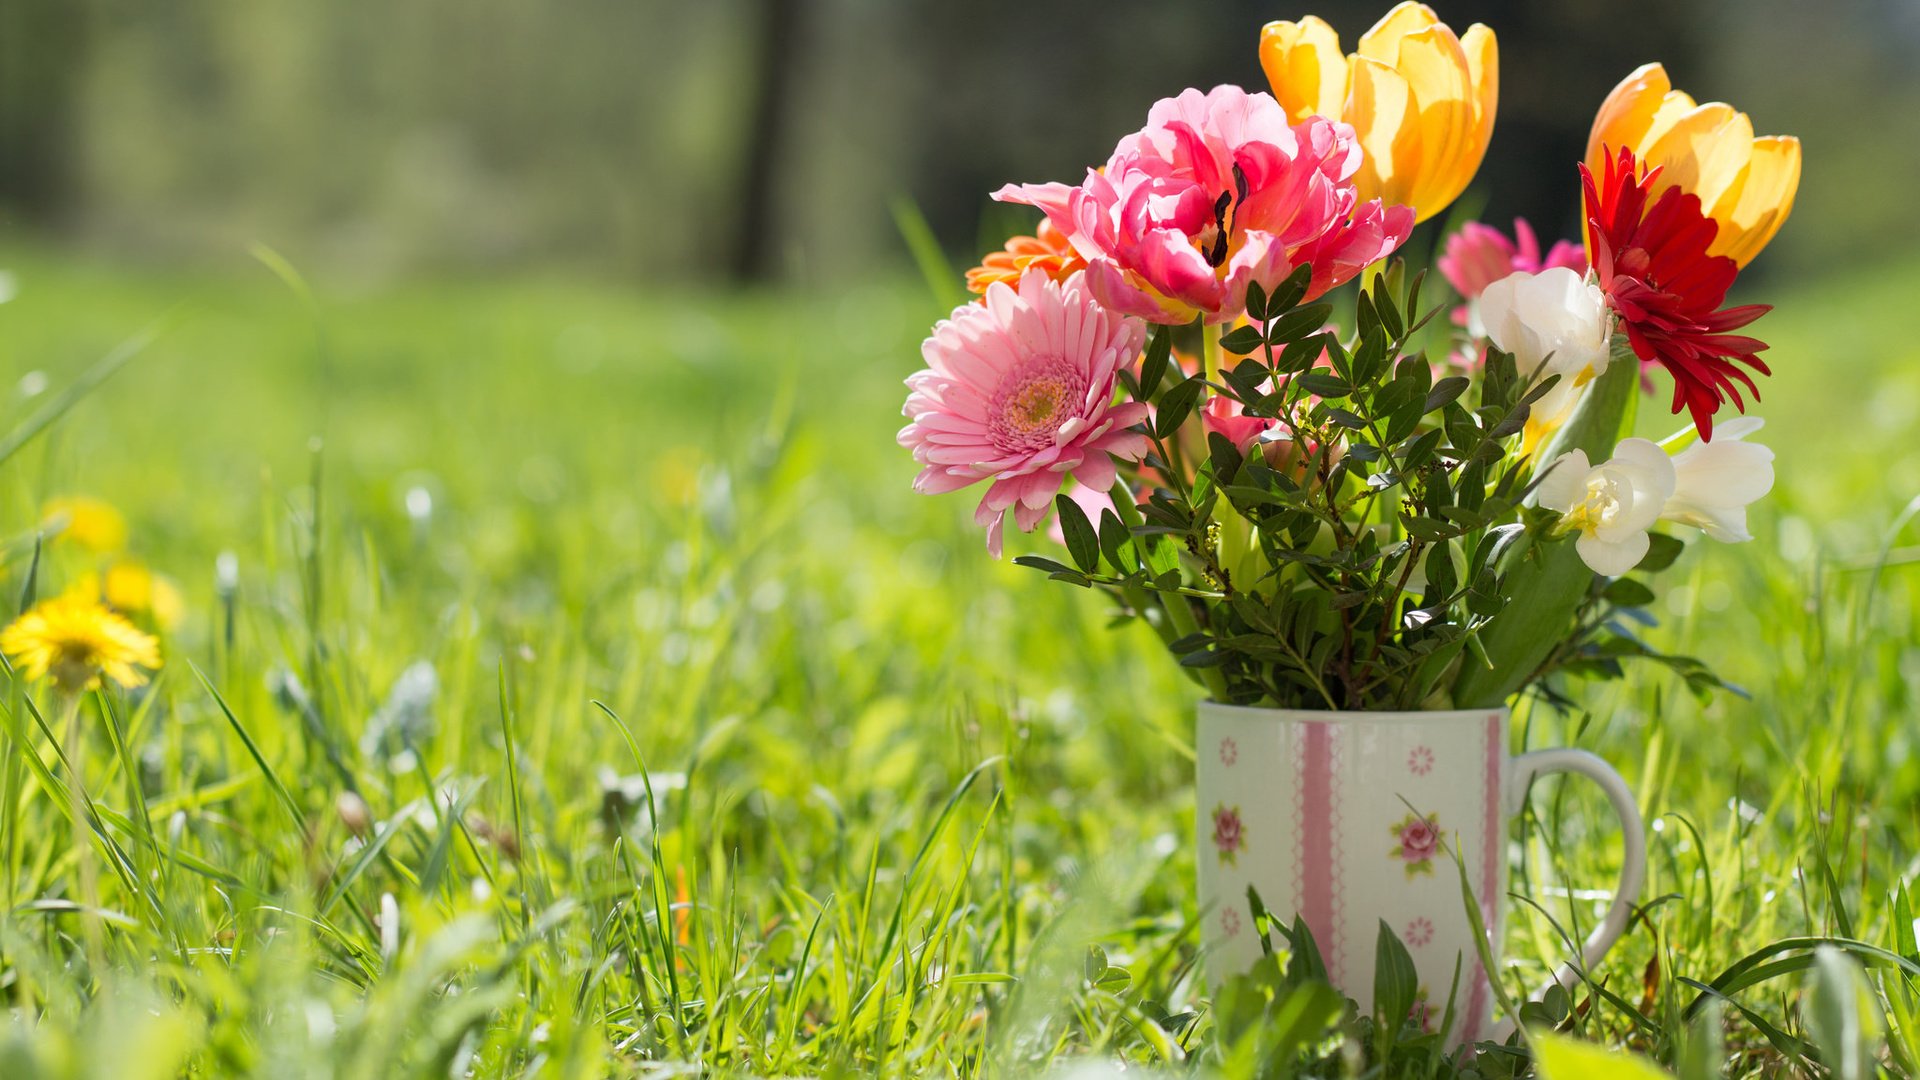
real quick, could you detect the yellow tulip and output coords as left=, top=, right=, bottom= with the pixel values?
left=1585, top=63, right=1800, bottom=267
left=1260, top=2, right=1497, bottom=224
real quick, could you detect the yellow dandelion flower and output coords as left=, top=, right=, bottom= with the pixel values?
left=1, top=594, right=162, bottom=693
left=67, top=563, right=187, bottom=632
left=41, top=496, right=129, bottom=554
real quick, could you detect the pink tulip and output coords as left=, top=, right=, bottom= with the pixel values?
left=996, top=86, right=1414, bottom=325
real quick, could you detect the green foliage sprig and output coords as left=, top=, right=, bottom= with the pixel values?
left=1015, top=262, right=1727, bottom=710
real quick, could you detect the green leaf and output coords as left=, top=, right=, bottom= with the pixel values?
left=1012, top=555, right=1076, bottom=577
left=1206, top=432, right=1245, bottom=487
left=1225, top=358, right=1271, bottom=400
left=1637, top=533, right=1686, bottom=573
left=1098, top=509, right=1130, bottom=571
left=1083, top=944, right=1109, bottom=984
left=1156, top=375, right=1206, bottom=439
left=1354, top=290, right=1380, bottom=343
left=1348, top=326, right=1390, bottom=387
left=1533, top=1033, right=1676, bottom=1080
left=1678, top=1001, right=1726, bottom=1080
left=1218, top=325, right=1265, bottom=355
left=1371, top=919, right=1419, bottom=1037
left=1806, top=946, right=1884, bottom=1080
left=1424, top=543, right=1458, bottom=598
left=1054, top=494, right=1099, bottom=573
left=1603, top=578, right=1657, bottom=608
left=1424, top=376, right=1470, bottom=414
left=1243, top=280, right=1269, bottom=323
left=1264, top=302, right=1333, bottom=345
left=1266, top=263, right=1314, bottom=315
left=1373, top=273, right=1404, bottom=340
left=1401, top=517, right=1456, bottom=542
left=1274, top=333, right=1332, bottom=374
left=1295, top=373, right=1352, bottom=399
left=1139, top=325, right=1173, bottom=398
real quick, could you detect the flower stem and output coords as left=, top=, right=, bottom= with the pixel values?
left=1200, top=315, right=1222, bottom=387
left=62, top=695, right=104, bottom=966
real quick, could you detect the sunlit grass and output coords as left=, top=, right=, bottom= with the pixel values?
left=0, top=244, right=1916, bottom=1077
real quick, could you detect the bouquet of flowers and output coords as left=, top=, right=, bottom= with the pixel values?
left=898, top=4, right=1798, bottom=713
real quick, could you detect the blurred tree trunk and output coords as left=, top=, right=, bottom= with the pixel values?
left=0, top=0, right=89, bottom=223
left=729, top=0, right=805, bottom=282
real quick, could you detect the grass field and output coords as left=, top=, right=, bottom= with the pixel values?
left=0, top=242, right=1918, bottom=1078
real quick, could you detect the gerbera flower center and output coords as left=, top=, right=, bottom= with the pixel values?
left=989, top=357, right=1087, bottom=452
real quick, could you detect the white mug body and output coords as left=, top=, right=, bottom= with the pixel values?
left=1195, top=703, right=1511, bottom=1042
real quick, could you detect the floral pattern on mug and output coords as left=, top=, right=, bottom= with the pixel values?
left=1219, top=736, right=1239, bottom=767
left=1404, top=916, right=1434, bottom=948
left=1407, top=745, right=1435, bottom=776
left=1220, top=905, right=1241, bottom=938
left=1389, top=811, right=1443, bottom=878
left=1212, top=804, right=1246, bottom=866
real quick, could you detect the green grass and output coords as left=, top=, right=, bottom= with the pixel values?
left=0, top=243, right=1917, bottom=1077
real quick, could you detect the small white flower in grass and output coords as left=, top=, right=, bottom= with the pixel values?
left=1534, top=439, right=1675, bottom=576
left=1476, top=267, right=1611, bottom=443
left=1659, top=416, right=1774, bottom=542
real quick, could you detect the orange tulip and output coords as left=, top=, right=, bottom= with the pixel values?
left=1586, top=63, right=1800, bottom=268
left=1260, top=2, right=1497, bottom=224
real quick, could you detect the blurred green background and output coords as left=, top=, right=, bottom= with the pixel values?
left=1, top=0, right=1915, bottom=285
left=0, top=4, right=1918, bottom=1074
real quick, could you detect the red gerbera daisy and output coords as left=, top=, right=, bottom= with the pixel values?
left=1580, top=146, right=1771, bottom=440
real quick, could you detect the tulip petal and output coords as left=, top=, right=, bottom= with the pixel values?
left=1356, top=1, right=1440, bottom=66
left=1643, top=103, right=1750, bottom=211
left=1637, top=89, right=1705, bottom=159
left=1394, top=25, right=1473, bottom=221
left=1461, top=23, right=1498, bottom=177
left=1585, top=62, right=1672, bottom=173
left=1348, top=56, right=1418, bottom=209
left=1588, top=64, right=1797, bottom=267
left=1712, top=136, right=1801, bottom=267
left=1259, top=16, right=1349, bottom=124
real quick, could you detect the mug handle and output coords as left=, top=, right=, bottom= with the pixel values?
left=1501, top=749, right=1648, bottom=1015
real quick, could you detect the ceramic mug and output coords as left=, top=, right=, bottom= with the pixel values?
left=1195, top=703, right=1646, bottom=1043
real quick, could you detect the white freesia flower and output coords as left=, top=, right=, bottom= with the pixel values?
left=1476, top=267, right=1611, bottom=433
left=1660, top=416, right=1774, bottom=542
left=1534, top=439, right=1676, bottom=576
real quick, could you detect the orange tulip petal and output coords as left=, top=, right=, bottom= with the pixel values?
left=1586, top=62, right=1672, bottom=174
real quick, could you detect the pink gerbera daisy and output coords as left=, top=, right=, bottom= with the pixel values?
left=899, top=269, right=1151, bottom=556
